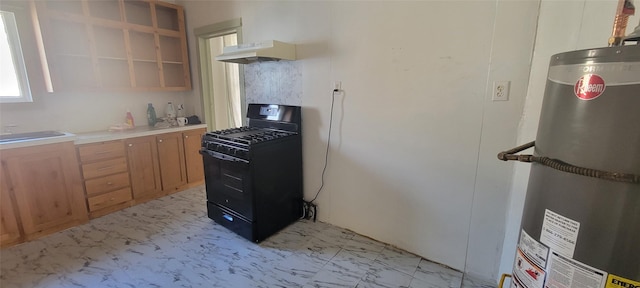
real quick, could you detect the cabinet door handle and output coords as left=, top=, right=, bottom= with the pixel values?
left=106, top=182, right=113, bottom=185
left=128, top=144, right=133, bottom=147
left=185, top=135, right=189, bottom=139
left=158, top=139, right=163, bottom=143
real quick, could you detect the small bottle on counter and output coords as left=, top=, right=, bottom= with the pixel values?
left=166, top=102, right=176, bottom=119
left=147, top=103, right=157, bottom=126
left=126, top=110, right=135, bottom=127
left=177, top=103, right=185, bottom=117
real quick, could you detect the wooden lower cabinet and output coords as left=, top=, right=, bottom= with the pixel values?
left=126, top=128, right=203, bottom=203
left=0, top=142, right=88, bottom=247
left=183, top=128, right=205, bottom=184
left=125, top=136, right=162, bottom=202
left=78, top=140, right=133, bottom=218
left=0, top=127, right=206, bottom=248
left=0, top=169, right=22, bottom=247
left=157, top=132, right=187, bottom=192
left=87, top=187, right=132, bottom=212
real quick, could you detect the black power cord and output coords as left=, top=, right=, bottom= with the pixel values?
left=302, top=89, right=338, bottom=222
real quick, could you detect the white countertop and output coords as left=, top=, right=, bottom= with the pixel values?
left=74, top=124, right=208, bottom=145
left=0, top=124, right=208, bottom=150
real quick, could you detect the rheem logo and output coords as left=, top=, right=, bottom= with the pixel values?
left=574, top=74, right=606, bottom=100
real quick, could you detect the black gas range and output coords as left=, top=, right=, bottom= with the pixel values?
left=201, top=104, right=303, bottom=242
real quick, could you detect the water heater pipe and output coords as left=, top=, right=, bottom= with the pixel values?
left=609, top=0, right=636, bottom=46
left=498, top=141, right=640, bottom=184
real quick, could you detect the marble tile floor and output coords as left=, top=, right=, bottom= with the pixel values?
left=0, top=186, right=496, bottom=288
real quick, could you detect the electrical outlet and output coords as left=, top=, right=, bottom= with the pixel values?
left=493, top=81, right=510, bottom=101
left=334, top=81, right=342, bottom=91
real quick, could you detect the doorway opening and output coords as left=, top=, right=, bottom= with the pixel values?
left=195, top=19, right=245, bottom=131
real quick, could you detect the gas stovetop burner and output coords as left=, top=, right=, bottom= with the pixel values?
left=202, top=127, right=298, bottom=160
left=216, top=126, right=259, bottom=135
left=206, top=127, right=296, bottom=145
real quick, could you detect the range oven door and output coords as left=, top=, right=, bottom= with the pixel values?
left=201, top=149, right=253, bottom=220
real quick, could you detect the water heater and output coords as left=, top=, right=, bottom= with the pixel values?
left=499, top=45, right=640, bottom=288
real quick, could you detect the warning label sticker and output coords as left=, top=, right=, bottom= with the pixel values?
left=545, top=251, right=607, bottom=288
left=519, top=229, right=549, bottom=269
left=513, top=249, right=546, bottom=288
left=512, top=276, right=526, bottom=288
left=540, top=209, right=580, bottom=258
left=605, top=274, right=640, bottom=288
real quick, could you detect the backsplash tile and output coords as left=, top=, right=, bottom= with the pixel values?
left=244, top=61, right=302, bottom=106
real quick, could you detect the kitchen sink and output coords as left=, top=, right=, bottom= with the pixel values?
left=0, top=131, right=67, bottom=143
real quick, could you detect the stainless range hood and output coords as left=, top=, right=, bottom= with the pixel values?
left=215, top=40, right=296, bottom=64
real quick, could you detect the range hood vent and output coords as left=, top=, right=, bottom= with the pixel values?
left=215, top=40, right=296, bottom=64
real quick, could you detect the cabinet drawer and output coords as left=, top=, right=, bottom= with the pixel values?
left=87, top=187, right=132, bottom=212
left=84, top=172, right=130, bottom=196
left=78, top=141, right=125, bottom=163
left=82, top=157, right=128, bottom=179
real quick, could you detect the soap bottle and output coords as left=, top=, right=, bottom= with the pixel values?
left=147, top=103, right=157, bottom=126
left=126, top=110, right=135, bottom=127
left=166, top=102, right=176, bottom=119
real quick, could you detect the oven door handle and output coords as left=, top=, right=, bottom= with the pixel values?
left=200, top=149, right=249, bottom=164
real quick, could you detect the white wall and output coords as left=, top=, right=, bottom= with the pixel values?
left=181, top=0, right=542, bottom=282
left=463, top=1, right=540, bottom=280
left=0, top=91, right=188, bottom=134
left=498, top=0, right=639, bottom=278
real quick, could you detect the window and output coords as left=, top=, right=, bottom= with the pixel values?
left=1, top=10, right=32, bottom=103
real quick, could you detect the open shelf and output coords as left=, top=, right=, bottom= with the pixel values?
left=36, top=0, right=190, bottom=91
left=129, top=31, right=157, bottom=62
left=45, top=1, right=84, bottom=16
left=94, top=26, right=127, bottom=59
left=49, top=19, right=91, bottom=56
left=155, top=4, right=180, bottom=31
left=99, top=59, right=131, bottom=88
left=162, top=63, right=186, bottom=87
left=124, top=0, right=152, bottom=27
left=89, top=1, right=122, bottom=21
left=159, top=35, right=182, bottom=63
left=133, top=61, right=160, bottom=88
